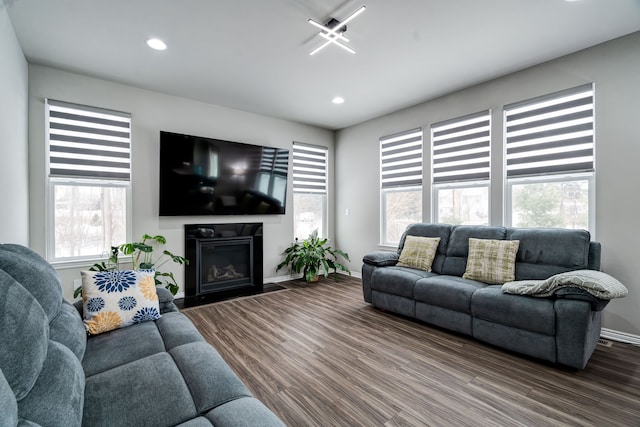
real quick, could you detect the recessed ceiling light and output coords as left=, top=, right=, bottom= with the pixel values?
left=146, top=38, right=167, bottom=51
left=332, top=97, right=345, bottom=104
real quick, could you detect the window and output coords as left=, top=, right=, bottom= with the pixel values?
left=380, top=128, right=423, bottom=245
left=46, top=99, right=131, bottom=262
left=292, top=142, right=327, bottom=240
left=505, top=84, right=594, bottom=231
left=431, top=111, right=490, bottom=225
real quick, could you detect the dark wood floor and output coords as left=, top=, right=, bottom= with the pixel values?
left=182, top=276, right=640, bottom=427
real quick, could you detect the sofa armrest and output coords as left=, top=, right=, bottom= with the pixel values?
left=156, top=286, right=179, bottom=313
left=554, top=299, right=602, bottom=368
left=554, top=287, right=610, bottom=311
left=363, top=251, right=399, bottom=267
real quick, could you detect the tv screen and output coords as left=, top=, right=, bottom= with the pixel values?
left=159, top=131, right=289, bottom=216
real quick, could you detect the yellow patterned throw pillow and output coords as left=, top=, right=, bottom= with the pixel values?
left=81, top=270, right=160, bottom=335
left=463, top=238, right=520, bottom=285
left=397, top=235, right=441, bottom=272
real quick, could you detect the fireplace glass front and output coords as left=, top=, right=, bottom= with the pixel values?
left=198, top=237, right=253, bottom=294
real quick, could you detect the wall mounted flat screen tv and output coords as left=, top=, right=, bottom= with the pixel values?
left=159, top=131, right=289, bottom=216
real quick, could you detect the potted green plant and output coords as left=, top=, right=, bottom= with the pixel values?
left=276, top=229, right=351, bottom=282
left=74, top=234, right=188, bottom=297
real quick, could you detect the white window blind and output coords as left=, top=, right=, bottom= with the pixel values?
left=505, top=84, right=594, bottom=178
left=431, top=111, right=491, bottom=184
left=292, top=142, right=327, bottom=194
left=380, top=128, right=423, bottom=189
left=47, top=99, right=131, bottom=181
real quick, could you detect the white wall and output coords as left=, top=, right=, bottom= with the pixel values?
left=28, top=65, right=334, bottom=300
left=335, top=31, right=640, bottom=335
left=0, top=3, right=29, bottom=245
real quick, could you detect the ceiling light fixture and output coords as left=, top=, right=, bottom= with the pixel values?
left=332, top=97, right=345, bottom=104
left=146, top=38, right=167, bottom=51
left=308, top=5, right=366, bottom=56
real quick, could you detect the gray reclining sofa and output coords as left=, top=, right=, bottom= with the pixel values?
left=0, top=244, right=284, bottom=426
left=362, top=223, right=607, bottom=369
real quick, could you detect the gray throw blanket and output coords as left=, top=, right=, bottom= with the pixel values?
left=502, top=269, right=628, bottom=300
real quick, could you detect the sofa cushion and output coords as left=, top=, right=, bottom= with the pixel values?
left=0, top=244, right=63, bottom=321
left=169, top=342, right=252, bottom=414
left=471, top=286, right=555, bottom=335
left=17, top=341, right=84, bottom=427
left=463, top=238, right=520, bottom=285
left=0, top=369, right=17, bottom=427
left=49, top=301, right=87, bottom=361
left=442, top=226, right=507, bottom=276
left=370, top=267, right=435, bottom=298
left=399, top=223, right=452, bottom=274
left=156, top=312, right=206, bottom=350
left=0, top=271, right=48, bottom=401
left=507, top=228, right=591, bottom=280
left=82, top=320, right=167, bottom=377
left=414, top=276, right=487, bottom=313
left=204, top=397, right=286, bottom=427
left=82, top=312, right=206, bottom=377
left=81, top=269, right=160, bottom=335
left=176, top=417, right=215, bottom=427
left=397, top=236, right=440, bottom=271
left=83, top=352, right=199, bottom=427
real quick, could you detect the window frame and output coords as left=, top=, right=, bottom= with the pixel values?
left=432, top=181, right=490, bottom=226
left=430, top=110, right=491, bottom=225
left=380, top=185, right=423, bottom=247
left=45, top=99, right=132, bottom=264
left=46, top=177, right=132, bottom=265
left=292, top=142, right=328, bottom=239
left=379, top=128, right=424, bottom=246
left=503, top=84, right=595, bottom=233
left=505, top=172, right=595, bottom=233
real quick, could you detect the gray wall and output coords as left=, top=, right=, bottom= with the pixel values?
left=0, top=4, right=29, bottom=245
left=28, top=65, right=334, bottom=300
left=335, top=32, right=640, bottom=335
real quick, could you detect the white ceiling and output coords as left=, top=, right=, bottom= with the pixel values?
left=6, top=0, right=640, bottom=130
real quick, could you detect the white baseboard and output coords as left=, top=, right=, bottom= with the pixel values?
left=601, top=328, right=640, bottom=346
left=266, top=274, right=301, bottom=283
left=265, top=271, right=361, bottom=283
left=350, top=270, right=362, bottom=279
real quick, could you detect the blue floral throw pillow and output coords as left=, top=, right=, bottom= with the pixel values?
left=80, top=270, right=160, bottom=335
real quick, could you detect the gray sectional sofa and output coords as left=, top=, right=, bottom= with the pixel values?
left=362, top=223, right=607, bottom=369
left=0, top=244, right=284, bottom=427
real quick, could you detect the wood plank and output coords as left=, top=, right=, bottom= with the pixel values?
left=183, top=276, right=640, bottom=426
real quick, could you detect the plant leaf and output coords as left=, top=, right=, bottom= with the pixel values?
left=152, top=235, right=167, bottom=245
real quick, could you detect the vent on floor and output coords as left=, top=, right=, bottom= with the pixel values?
left=597, top=338, right=613, bottom=348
